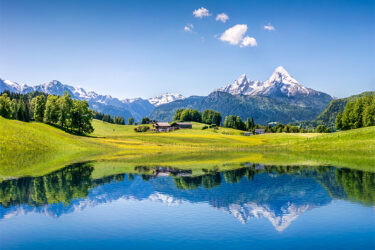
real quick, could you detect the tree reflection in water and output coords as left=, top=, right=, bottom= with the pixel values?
left=0, top=163, right=374, bottom=210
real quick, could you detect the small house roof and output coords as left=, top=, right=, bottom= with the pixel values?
left=155, top=122, right=171, bottom=127
left=255, top=129, right=265, bottom=132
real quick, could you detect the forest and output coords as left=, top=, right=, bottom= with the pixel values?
left=336, top=94, right=375, bottom=130
left=0, top=91, right=94, bottom=135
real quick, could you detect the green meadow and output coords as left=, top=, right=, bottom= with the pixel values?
left=1, top=116, right=374, bottom=179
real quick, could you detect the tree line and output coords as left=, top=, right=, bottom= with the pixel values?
left=336, top=94, right=375, bottom=130
left=222, top=115, right=329, bottom=133
left=173, top=109, right=222, bottom=126
left=0, top=91, right=94, bottom=135
left=93, top=111, right=125, bottom=125
left=170, top=108, right=330, bottom=133
left=0, top=91, right=45, bottom=122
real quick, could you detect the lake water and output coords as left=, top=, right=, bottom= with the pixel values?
left=0, top=163, right=374, bottom=249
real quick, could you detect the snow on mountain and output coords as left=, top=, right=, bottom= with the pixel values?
left=148, top=93, right=185, bottom=106
left=221, top=202, right=312, bottom=232
left=1, top=78, right=184, bottom=109
left=0, top=78, right=182, bottom=121
left=217, top=66, right=328, bottom=98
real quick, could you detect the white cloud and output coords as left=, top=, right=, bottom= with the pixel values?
left=264, top=23, right=275, bottom=31
left=220, top=24, right=248, bottom=45
left=193, top=7, right=211, bottom=18
left=216, top=13, right=229, bottom=23
left=184, top=24, right=194, bottom=32
left=241, top=36, right=257, bottom=47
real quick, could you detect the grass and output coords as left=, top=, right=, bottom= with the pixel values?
left=1, top=117, right=374, bottom=179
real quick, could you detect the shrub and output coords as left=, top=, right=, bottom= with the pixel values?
left=202, top=125, right=208, bottom=130
left=134, top=126, right=150, bottom=132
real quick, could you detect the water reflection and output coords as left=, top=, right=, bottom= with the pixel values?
left=0, top=163, right=374, bottom=232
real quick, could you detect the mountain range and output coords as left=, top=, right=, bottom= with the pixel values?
left=0, top=78, right=185, bottom=121
left=150, top=67, right=333, bottom=124
left=1, top=66, right=333, bottom=124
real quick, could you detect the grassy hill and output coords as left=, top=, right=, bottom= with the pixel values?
left=0, top=117, right=115, bottom=177
left=313, top=91, right=375, bottom=128
left=1, top=117, right=374, bottom=178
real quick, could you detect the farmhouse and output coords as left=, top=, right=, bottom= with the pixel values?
left=153, top=121, right=193, bottom=132
left=255, top=129, right=265, bottom=134
left=153, top=122, right=171, bottom=132
left=175, top=122, right=192, bottom=129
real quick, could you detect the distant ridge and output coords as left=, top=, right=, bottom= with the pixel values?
left=0, top=78, right=183, bottom=121
left=150, top=67, right=333, bottom=124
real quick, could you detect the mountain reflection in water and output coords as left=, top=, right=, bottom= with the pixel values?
left=0, top=163, right=374, bottom=232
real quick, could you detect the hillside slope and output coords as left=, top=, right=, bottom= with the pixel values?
left=0, top=117, right=111, bottom=177
left=1, top=117, right=374, bottom=178
left=313, top=91, right=375, bottom=128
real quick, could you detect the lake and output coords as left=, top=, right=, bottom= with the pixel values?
left=0, top=163, right=374, bottom=249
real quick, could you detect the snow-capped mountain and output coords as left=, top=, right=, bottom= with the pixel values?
left=217, top=66, right=330, bottom=98
left=0, top=78, right=182, bottom=121
left=217, top=74, right=264, bottom=96
left=222, top=202, right=312, bottom=232
left=148, top=93, right=185, bottom=106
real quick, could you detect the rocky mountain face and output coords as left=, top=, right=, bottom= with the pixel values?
left=150, top=67, right=333, bottom=123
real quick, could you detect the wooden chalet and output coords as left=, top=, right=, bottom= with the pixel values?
left=153, top=122, right=171, bottom=132
left=175, top=122, right=192, bottom=129
left=254, top=129, right=265, bottom=134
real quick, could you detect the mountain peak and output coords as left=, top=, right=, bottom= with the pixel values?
left=148, top=93, right=185, bottom=106
left=216, top=66, right=331, bottom=98
left=47, top=80, right=64, bottom=86
left=267, top=66, right=299, bottom=86
left=236, top=74, right=247, bottom=83
left=274, top=66, right=289, bottom=75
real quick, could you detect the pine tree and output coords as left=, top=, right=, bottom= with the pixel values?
left=335, top=111, right=343, bottom=130
left=245, top=117, right=251, bottom=131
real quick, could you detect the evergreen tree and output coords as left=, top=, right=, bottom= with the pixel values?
left=44, top=95, right=59, bottom=124
left=353, top=98, right=364, bottom=128
left=362, top=95, right=375, bottom=127
left=335, top=111, right=343, bottom=130
left=0, top=93, right=12, bottom=118
left=173, top=109, right=184, bottom=121
left=245, top=117, right=251, bottom=131
left=32, top=95, right=46, bottom=122
left=128, top=117, right=134, bottom=125
left=224, top=116, right=229, bottom=127
left=141, top=117, right=150, bottom=124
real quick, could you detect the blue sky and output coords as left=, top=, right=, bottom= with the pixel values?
left=0, top=0, right=374, bottom=99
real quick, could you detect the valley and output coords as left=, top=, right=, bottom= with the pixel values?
left=1, top=66, right=334, bottom=125
left=1, top=117, right=374, bottom=179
